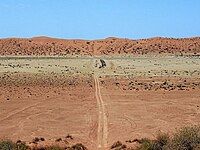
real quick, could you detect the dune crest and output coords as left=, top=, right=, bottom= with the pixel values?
left=0, top=37, right=199, bottom=56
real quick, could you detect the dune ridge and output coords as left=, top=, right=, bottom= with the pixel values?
left=0, top=37, right=200, bottom=56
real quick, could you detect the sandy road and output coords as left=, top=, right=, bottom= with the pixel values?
left=94, top=75, right=108, bottom=150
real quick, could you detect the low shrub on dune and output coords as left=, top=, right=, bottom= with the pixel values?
left=135, top=125, right=200, bottom=150
left=167, top=125, right=200, bottom=150
left=0, top=140, right=28, bottom=150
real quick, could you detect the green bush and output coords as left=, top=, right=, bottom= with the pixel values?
left=0, top=140, right=16, bottom=150
left=15, top=142, right=28, bottom=150
left=167, top=125, right=200, bottom=150
left=0, top=139, right=88, bottom=150
left=153, top=133, right=169, bottom=150
left=136, top=138, right=154, bottom=150
left=135, top=125, right=200, bottom=150
left=136, top=133, right=169, bottom=150
left=0, top=140, right=28, bottom=150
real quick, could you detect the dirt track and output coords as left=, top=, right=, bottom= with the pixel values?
left=94, top=75, right=108, bottom=149
left=0, top=55, right=199, bottom=149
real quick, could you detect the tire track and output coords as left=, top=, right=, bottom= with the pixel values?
left=0, top=102, right=41, bottom=122
left=94, top=75, right=108, bottom=149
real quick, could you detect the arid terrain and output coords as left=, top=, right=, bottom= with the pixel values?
left=0, top=37, right=200, bottom=150
left=0, top=37, right=200, bottom=56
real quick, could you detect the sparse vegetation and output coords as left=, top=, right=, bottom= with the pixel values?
left=0, top=126, right=200, bottom=150
left=45, top=145, right=64, bottom=150
left=111, top=141, right=123, bottom=149
left=0, top=139, right=88, bottom=150
left=0, top=140, right=28, bottom=150
left=0, top=140, right=16, bottom=150
left=69, top=143, right=88, bottom=150
left=167, top=125, right=200, bottom=150
left=134, top=125, right=200, bottom=150
left=15, top=142, right=28, bottom=150
left=135, top=134, right=169, bottom=150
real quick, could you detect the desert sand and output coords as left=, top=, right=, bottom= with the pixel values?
left=0, top=37, right=200, bottom=150
left=0, top=37, right=200, bottom=56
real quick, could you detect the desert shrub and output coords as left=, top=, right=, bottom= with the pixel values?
left=69, top=143, right=87, bottom=150
left=166, top=125, right=200, bottom=150
left=136, top=133, right=170, bottom=150
left=0, top=140, right=28, bottom=150
left=32, top=137, right=40, bottom=143
left=136, top=138, right=154, bottom=150
left=15, top=142, right=28, bottom=150
left=0, top=139, right=88, bottom=150
left=0, top=140, right=16, bottom=150
left=152, top=133, right=169, bottom=150
left=135, top=126, right=200, bottom=150
left=111, top=141, right=123, bottom=149
left=46, top=145, right=64, bottom=150
left=110, top=141, right=127, bottom=150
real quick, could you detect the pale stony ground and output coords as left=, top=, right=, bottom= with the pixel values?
left=0, top=55, right=199, bottom=77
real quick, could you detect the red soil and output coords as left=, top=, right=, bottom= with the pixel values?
left=0, top=73, right=200, bottom=149
left=0, top=75, right=97, bottom=149
left=0, top=36, right=200, bottom=56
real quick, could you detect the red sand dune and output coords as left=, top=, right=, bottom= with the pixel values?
left=0, top=36, right=200, bottom=56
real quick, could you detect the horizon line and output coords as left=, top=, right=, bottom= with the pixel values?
left=1, top=35, right=200, bottom=41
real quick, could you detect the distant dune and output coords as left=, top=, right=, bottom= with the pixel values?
left=0, top=37, right=200, bottom=56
